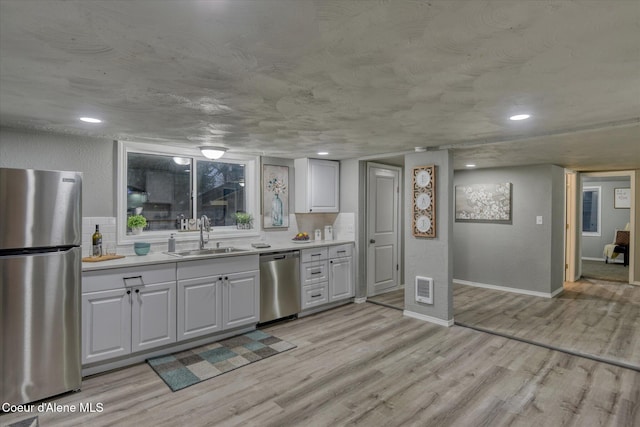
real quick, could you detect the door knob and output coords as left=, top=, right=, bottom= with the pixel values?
left=369, top=239, right=376, bottom=244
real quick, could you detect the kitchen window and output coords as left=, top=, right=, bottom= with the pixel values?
left=117, top=142, right=258, bottom=243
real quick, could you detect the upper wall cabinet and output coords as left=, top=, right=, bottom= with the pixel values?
left=295, top=158, right=340, bottom=213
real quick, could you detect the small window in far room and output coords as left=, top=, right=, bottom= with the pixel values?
left=582, top=186, right=601, bottom=236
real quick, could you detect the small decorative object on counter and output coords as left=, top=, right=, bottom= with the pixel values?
left=133, top=242, right=151, bottom=256
left=324, top=225, right=333, bottom=240
left=127, top=214, right=147, bottom=235
left=314, top=229, right=322, bottom=241
left=92, top=224, right=102, bottom=257
left=292, top=232, right=309, bottom=241
left=234, top=212, right=253, bottom=229
left=168, top=233, right=176, bottom=252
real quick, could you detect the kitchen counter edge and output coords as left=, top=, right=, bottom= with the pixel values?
left=82, top=240, right=354, bottom=272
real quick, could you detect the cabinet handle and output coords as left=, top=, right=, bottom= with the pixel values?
left=126, top=290, right=131, bottom=295
left=330, top=260, right=333, bottom=264
left=311, top=270, right=322, bottom=275
left=135, top=289, right=140, bottom=294
left=225, top=276, right=228, bottom=280
left=369, top=239, right=376, bottom=244
left=311, top=253, right=321, bottom=257
left=123, top=275, right=144, bottom=288
left=337, top=250, right=346, bottom=254
left=311, top=293, right=321, bottom=298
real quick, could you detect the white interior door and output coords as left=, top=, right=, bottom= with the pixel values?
left=367, top=163, right=401, bottom=296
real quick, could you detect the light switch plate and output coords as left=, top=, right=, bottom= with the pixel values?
left=536, top=216, right=543, bottom=225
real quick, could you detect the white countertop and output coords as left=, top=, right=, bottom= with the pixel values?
left=82, top=240, right=354, bottom=272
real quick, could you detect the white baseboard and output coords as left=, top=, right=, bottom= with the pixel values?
left=454, top=279, right=562, bottom=299
left=582, top=256, right=624, bottom=264
left=403, top=310, right=454, bottom=327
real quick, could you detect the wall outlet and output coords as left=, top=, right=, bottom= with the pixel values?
left=536, top=216, right=543, bottom=225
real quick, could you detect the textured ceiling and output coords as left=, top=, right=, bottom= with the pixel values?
left=0, top=0, right=638, bottom=170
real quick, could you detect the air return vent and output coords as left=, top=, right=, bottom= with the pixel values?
left=415, top=276, right=433, bottom=304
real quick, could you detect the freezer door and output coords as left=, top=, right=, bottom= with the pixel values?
left=0, top=168, right=82, bottom=250
left=0, top=246, right=82, bottom=405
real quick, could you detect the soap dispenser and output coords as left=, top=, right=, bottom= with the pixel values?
left=168, top=233, right=176, bottom=253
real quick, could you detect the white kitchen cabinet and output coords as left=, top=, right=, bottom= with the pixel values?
left=131, top=281, right=176, bottom=352
left=82, top=288, right=131, bottom=363
left=329, top=256, right=354, bottom=301
left=299, top=244, right=354, bottom=312
left=82, top=264, right=177, bottom=364
left=177, top=255, right=259, bottom=340
left=177, top=276, right=223, bottom=340
left=223, top=270, right=260, bottom=329
left=295, top=158, right=340, bottom=213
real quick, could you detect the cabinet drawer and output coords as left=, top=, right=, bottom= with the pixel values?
left=329, top=244, right=352, bottom=259
left=83, top=264, right=176, bottom=293
left=301, top=261, right=328, bottom=285
left=301, top=247, right=328, bottom=263
left=301, top=284, right=329, bottom=309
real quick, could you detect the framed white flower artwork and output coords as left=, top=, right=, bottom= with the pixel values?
left=263, top=164, right=289, bottom=229
left=455, top=183, right=512, bottom=223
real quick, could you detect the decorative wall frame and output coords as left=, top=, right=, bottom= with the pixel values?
left=411, top=165, right=436, bottom=237
left=455, top=183, right=512, bottom=223
left=614, top=188, right=631, bottom=209
left=262, top=164, right=289, bottom=229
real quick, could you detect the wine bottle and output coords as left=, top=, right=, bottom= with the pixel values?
left=92, top=225, right=103, bottom=257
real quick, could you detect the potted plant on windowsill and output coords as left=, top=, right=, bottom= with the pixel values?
left=234, top=212, right=253, bottom=230
left=127, top=214, right=147, bottom=235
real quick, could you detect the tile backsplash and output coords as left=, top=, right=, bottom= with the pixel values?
left=82, top=211, right=356, bottom=258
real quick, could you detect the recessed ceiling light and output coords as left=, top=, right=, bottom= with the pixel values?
left=317, top=152, right=329, bottom=156
left=509, top=114, right=530, bottom=121
left=465, top=164, right=476, bottom=168
left=79, top=117, right=102, bottom=123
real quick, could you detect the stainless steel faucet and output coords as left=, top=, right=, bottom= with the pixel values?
left=199, top=215, right=210, bottom=249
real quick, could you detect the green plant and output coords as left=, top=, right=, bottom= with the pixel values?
left=127, top=214, right=147, bottom=229
left=233, top=212, right=253, bottom=224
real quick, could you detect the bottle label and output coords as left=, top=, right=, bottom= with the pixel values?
left=93, top=238, right=102, bottom=257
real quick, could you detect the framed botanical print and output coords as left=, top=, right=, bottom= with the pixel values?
left=263, top=164, right=289, bottom=229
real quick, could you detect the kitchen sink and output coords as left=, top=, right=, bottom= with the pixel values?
left=167, top=247, right=249, bottom=257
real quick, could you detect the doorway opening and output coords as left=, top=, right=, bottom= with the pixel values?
left=566, top=170, right=635, bottom=284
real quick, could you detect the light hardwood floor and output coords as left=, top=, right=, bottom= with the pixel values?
left=368, top=279, right=640, bottom=370
left=2, top=302, right=638, bottom=427
left=454, top=279, right=640, bottom=369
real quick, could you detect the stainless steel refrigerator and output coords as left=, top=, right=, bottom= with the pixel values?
left=0, top=168, right=82, bottom=405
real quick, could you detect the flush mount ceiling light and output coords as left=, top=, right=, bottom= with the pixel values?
left=199, top=146, right=227, bottom=159
left=509, top=114, right=531, bottom=121
left=172, top=157, right=190, bottom=165
left=317, top=151, right=329, bottom=156
left=79, top=117, right=102, bottom=123
left=465, top=164, right=477, bottom=168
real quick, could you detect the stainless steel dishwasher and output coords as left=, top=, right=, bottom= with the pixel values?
left=259, top=251, right=301, bottom=323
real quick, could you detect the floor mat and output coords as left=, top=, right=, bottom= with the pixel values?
left=147, top=330, right=296, bottom=392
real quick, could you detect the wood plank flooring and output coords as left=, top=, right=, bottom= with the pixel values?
left=2, top=302, right=638, bottom=427
left=367, top=279, right=640, bottom=370
left=454, top=279, right=640, bottom=369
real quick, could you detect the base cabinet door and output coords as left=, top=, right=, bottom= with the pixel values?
left=132, top=281, right=177, bottom=352
left=82, top=289, right=132, bottom=364
left=223, top=270, right=259, bottom=329
left=329, top=257, right=354, bottom=301
left=177, top=276, right=223, bottom=340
